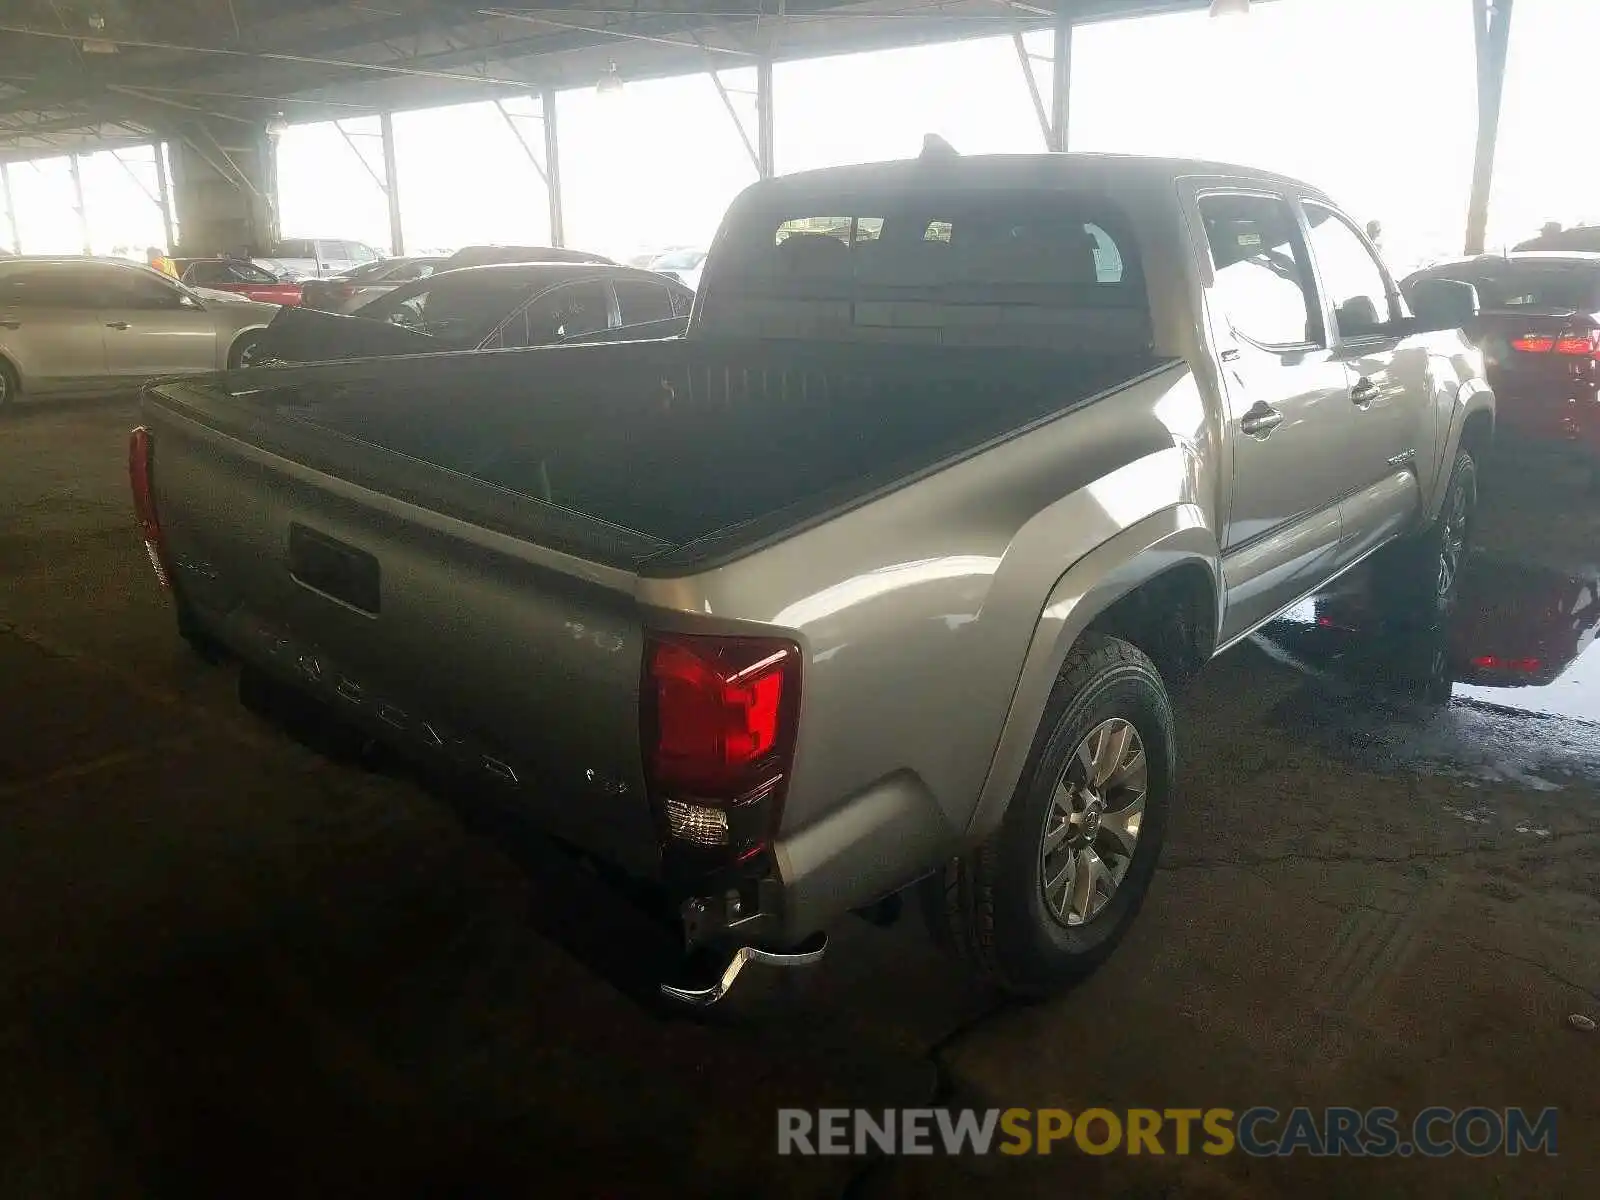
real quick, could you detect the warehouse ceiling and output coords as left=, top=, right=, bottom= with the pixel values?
left=0, top=0, right=1229, bottom=158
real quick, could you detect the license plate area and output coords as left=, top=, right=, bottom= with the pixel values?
left=287, top=523, right=381, bottom=615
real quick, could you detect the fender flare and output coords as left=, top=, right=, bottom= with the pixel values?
left=1424, top=379, right=1494, bottom=523
left=964, top=504, right=1220, bottom=841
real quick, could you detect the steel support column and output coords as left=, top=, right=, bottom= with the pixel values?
left=756, top=58, right=774, bottom=178
left=380, top=111, right=403, bottom=255
left=541, top=87, right=564, bottom=246
left=0, top=164, right=18, bottom=253
left=67, top=153, right=90, bottom=254
left=1050, top=14, right=1072, bottom=153
left=1465, top=0, right=1515, bottom=255
left=153, top=141, right=176, bottom=252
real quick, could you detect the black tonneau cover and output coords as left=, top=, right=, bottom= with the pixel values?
left=164, top=339, right=1175, bottom=572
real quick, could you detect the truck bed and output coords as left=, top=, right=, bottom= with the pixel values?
left=155, top=339, right=1170, bottom=573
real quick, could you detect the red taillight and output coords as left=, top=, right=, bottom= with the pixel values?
left=128, top=426, right=171, bottom=591
left=643, top=633, right=800, bottom=860
left=1471, top=654, right=1542, bottom=672
left=1511, top=330, right=1600, bottom=357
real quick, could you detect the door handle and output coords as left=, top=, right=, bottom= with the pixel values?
left=1239, top=402, right=1284, bottom=436
left=105, top=320, right=130, bottom=330
left=1350, top=376, right=1378, bottom=406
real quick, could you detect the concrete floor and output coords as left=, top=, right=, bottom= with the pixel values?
left=3, top=399, right=1598, bottom=1198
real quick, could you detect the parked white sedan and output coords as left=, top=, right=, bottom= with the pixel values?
left=0, top=258, right=276, bottom=404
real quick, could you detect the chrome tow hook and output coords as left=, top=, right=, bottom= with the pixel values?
left=658, top=933, right=828, bottom=1007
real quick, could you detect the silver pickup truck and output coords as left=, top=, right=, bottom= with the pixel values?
left=132, top=151, right=1493, bottom=1004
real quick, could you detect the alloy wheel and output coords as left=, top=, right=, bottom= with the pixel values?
left=1437, top=473, right=1471, bottom=598
left=1040, top=716, right=1148, bottom=927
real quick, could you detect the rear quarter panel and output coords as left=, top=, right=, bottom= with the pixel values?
left=636, top=364, right=1219, bottom=905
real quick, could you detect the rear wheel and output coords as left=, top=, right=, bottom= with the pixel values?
left=931, top=634, right=1174, bottom=997
left=1377, top=449, right=1477, bottom=624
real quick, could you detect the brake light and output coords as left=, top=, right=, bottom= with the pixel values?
left=1471, top=654, right=1542, bottom=672
left=642, top=633, right=800, bottom=861
left=1510, top=330, right=1600, bottom=357
left=127, top=426, right=171, bottom=591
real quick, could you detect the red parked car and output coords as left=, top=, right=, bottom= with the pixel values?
left=1402, top=253, right=1600, bottom=481
left=179, top=258, right=303, bottom=305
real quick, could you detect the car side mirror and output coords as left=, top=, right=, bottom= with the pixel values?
left=1410, top=278, right=1479, bottom=331
left=178, top=293, right=201, bottom=310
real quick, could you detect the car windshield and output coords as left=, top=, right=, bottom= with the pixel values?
left=1457, top=265, right=1600, bottom=312
left=652, top=249, right=705, bottom=270
left=357, top=272, right=544, bottom=347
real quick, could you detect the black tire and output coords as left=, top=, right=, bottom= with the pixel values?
left=931, top=634, right=1175, bottom=997
left=1376, top=449, right=1477, bottom=624
left=0, top=357, right=17, bottom=406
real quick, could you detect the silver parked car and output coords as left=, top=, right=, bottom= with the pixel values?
left=300, top=255, right=445, bottom=313
left=0, top=258, right=276, bottom=403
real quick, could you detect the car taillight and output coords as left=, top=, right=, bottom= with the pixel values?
left=1472, top=654, right=1542, bottom=672
left=642, top=633, right=801, bottom=865
left=1510, top=330, right=1600, bottom=357
left=128, top=426, right=171, bottom=591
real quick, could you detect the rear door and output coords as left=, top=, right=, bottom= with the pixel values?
left=1192, top=189, right=1354, bottom=643
left=0, top=265, right=107, bottom=390
left=1298, top=200, right=1433, bottom=567
left=100, top=267, right=216, bottom=378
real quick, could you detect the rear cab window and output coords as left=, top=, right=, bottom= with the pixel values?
left=699, top=191, right=1151, bottom=351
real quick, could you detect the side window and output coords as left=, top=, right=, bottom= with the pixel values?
left=276, top=239, right=313, bottom=260
left=668, top=286, right=693, bottom=317
left=1, top=269, right=100, bottom=308
left=1084, top=222, right=1125, bottom=283
left=1303, top=203, right=1393, bottom=339
left=186, top=261, right=227, bottom=286
left=507, top=282, right=611, bottom=346
left=105, top=269, right=185, bottom=310
left=614, top=279, right=674, bottom=325
left=1198, top=193, right=1319, bottom=348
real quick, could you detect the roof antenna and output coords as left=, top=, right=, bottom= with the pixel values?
left=920, top=133, right=959, bottom=160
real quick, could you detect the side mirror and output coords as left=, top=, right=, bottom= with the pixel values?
left=178, top=293, right=201, bottom=310
left=1410, top=278, right=1479, bottom=331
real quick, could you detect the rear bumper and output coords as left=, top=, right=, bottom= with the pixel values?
left=1494, top=389, right=1600, bottom=459
left=178, top=594, right=926, bottom=961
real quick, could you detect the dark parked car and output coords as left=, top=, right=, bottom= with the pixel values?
left=1402, top=253, right=1600, bottom=479
left=1513, top=225, right=1600, bottom=253
left=300, top=255, right=444, bottom=313
left=254, top=262, right=692, bottom=364
left=439, top=245, right=615, bottom=270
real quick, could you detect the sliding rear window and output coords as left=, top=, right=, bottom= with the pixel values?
left=700, top=192, right=1150, bottom=351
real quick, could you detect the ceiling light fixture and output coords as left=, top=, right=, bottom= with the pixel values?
left=596, top=62, right=624, bottom=97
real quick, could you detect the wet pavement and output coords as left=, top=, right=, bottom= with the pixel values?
left=4, top=401, right=1599, bottom=1198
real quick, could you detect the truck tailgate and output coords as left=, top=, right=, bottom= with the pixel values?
left=145, top=393, right=663, bottom=880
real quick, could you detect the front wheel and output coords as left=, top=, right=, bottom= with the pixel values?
left=930, top=634, right=1175, bottom=997
left=227, top=335, right=263, bottom=370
